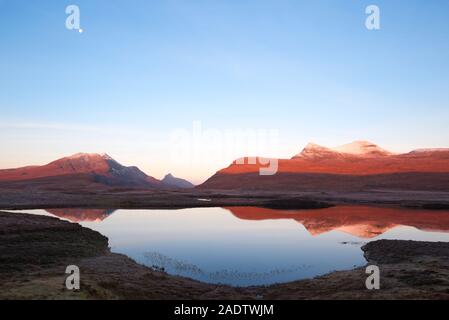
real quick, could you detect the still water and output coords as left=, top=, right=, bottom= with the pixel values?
left=18, top=206, right=449, bottom=286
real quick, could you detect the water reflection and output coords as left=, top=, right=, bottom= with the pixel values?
left=46, top=208, right=115, bottom=222
left=46, top=206, right=449, bottom=238
left=18, top=206, right=449, bottom=286
left=226, top=206, right=449, bottom=237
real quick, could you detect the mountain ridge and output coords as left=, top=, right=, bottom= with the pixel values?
left=293, top=140, right=393, bottom=159
left=161, top=173, right=195, bottom=189
left=199, top=141, right=449, bottom=191
left=1, top=141, right=449, bottom=192
left=0, top=153, right=167, bottom=189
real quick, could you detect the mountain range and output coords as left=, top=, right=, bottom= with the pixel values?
left=0, top=141, right=448, bottom=192
left=199, top=141, right=449, bottom=191
left=0, top=153, right=194, bottom=189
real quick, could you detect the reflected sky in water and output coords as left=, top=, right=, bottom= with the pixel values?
left=17, top=206, right=449, bottom=286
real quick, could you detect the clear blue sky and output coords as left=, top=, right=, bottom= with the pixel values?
left=1, top=0, right=449, bottom=183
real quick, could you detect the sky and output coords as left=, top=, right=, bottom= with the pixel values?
left=1, top=0, right=449, bottom=183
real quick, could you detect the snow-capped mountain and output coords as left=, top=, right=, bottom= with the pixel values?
left=199, top=141, right=449, bottom=191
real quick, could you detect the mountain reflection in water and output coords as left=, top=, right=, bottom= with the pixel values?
left=46, top=206, right=449, bottom=238
left=21, top=205, right=449, bottom=286
left=225, top=206, right=449, bottom=238
left=46, top=208, right=115, bottom=222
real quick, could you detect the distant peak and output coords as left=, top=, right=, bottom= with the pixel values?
left=292, top=142, right=337, bottom=159
left=50, top=153, right=119, bottom=169
left=161, top=173, right=195, bottom=188
left=292, top=140, right=393, bottom=159
left=304, top=142, right=327, bottom=150
left=333, top=141, right=392, bottom=156
left=65, top=152, right=102, bottom=159
left=62, top=153, right=116, bottom=162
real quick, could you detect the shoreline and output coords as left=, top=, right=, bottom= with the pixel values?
left=1, top=210, right=448, bottom=299
left=1, top=189, right=449, bottom=211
